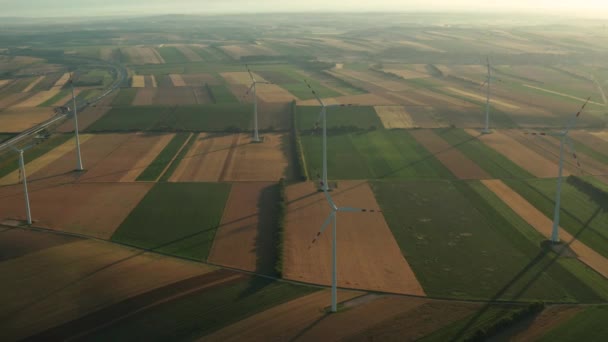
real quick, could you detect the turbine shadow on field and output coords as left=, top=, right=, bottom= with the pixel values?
left=289, top=313, right=330, bottom=342
left=450, top=207, right=601, bottom=341
left=254, top=183, right=280, bottom=276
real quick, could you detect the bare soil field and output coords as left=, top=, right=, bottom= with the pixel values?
left=171, top=133, right=290, bottom=182
left=410, top=130, right=491, bottom=179
left=22, top=75, right=45, bottom=93
left=169, top=74, right=187, bottom=87
left=131, top=75, right=145, bottom=88
left=11, top=89, right=62, bottom=108
left=181, top=73, right=220, bottom=86
left=56, top=106, right=112, bottom=132
left=406, top=106, right=449, bottom=128
left=207, top=182, right=276, bottom=273
left=219, top=44, right=277, bottom=59
left=122, top=47, right=165, bottom=64
left=465, top=129, right=562, bottom=178
left=79, top=133, right=175, bottom=183
left=52, top=73, right=70, bottom=89
left=571, top=132, right=608, bottom=157
left=298, top=93, right=394, bottom=106
left=509, top=131, right=580, bottom=176
left=154, top=87, right=198, bottom=105
left=221, top=72, right=267, bottom=86
left=0, top=134, right=94, bottom=186
left=132, top=88, right=158, bottom=105
left=374, top=106, right=415, bottom=128
left=202, top=290, right=364, bottom=342
left=482, top=179, right=608, bottom=278
left=0, top=79, right=12, bottom=88
left=283, top=181, right=425, bottom=295
left=251, top=83, right=298, bottom=103
left=590, top=130, right=608, bottom=143
left=539, top=135, right=608, bottom=176
left=385, top=91, right=429, bottom=106
left=176, top=45, right=203, bottom=62
left=412, top=88, right=477, bottom=108
left=0, top=238, right=212, bottom=341
left=0, top=182, right=152, bottom=239
left=444, top=87, right=520, bottom=110
left=384, top=68, right=430, bottom=80
left=0, top=229, right=80, bottom=262
left=396, top=40, right=445, bottom=52
left=0, top=92, right=30, bottom=108
left=509, top=306, right=583, bottom=341
left=0, top=107, right=56, bottom=132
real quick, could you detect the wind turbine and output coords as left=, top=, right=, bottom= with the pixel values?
left=245, top=65, right=271, bottom=143
left=310, top=190, right=381, bottom=312
left=526, top=97, right=590, bottom=243
left=481, top=57, right=492, bottom=134
left=10, top=144, right=36, bottom=225
left=304, top=80, right=354, bottom=191
left=54, top=73, right=84, bottom=171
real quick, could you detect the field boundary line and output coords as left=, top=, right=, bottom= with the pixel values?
left=218, top=133, right=240, bottom=182
left=155, top=132, right=193, bottom=182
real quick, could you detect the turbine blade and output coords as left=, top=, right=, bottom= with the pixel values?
left=310, top=213, right=334, bottom=245
left=245, top=83, right=255, bottom=96
left=323, top=190, right=338, bottom=211
left=564, top=97, right=591, bottom=133
left=338, top=207, right=382, bottom=213
left=565, top=137, right=582, bottom=169
left=245, top=64, right=256, bottom=82
left=304, top=79, right=325, bottom=107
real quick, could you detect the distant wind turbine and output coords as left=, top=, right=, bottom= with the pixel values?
left=481, top=57, right=492, bottom=134
left=245, top=65, right=271, bottom=143
left=10, top=144, right=36, bottom=225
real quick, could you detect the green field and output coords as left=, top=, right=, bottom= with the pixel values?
left=157, top=47, right=190, bottom=64
left=505, top=178, right=608, bottom=259
left=540, top=306, right=608, bottom=341
left=372, top=179, right=607, bottom=302
left=0, top=134, right=72, bottom=178
left=111, top=182, right=231, bottom=261
left=158, top=133, right=197, bottom=182
left=111, top=88, right=137, bottom=106
left=208, top=85, right=238, bottom=103
left=436, top=128, right=534, bottom=179
left=153, top=104, right=251, bottom=131
left=87, top=106, right=172, bottom=131
left=38, top=89, right=69, bottom=107
left=87, top=276, right=318, bottom=341
left=296, top=105, right=382, bottom=131
left=300, top=130, right=453, bottom=180
left=136, top=133, right=191, bottom=181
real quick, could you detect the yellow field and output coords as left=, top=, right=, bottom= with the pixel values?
left=122, top=47, right=165, bottom=64
left=0, top=108, right=56, bottom=132
left=0, top=135, right=94, bottom=186
left=131, top=75, right=145, bottom=88
left=221, top=72, right=265, bottom=86
left=590, top=131, right=608, bottom=142
left=169, top=74, right=187, bottom=87
left=384, top=69, right=429, bottom=79
left=150, top=75, right=157, bottom=88
left=0, top=79, right=11, bottom=88
left=220, top=44, right=277, bottom=59
left=523, top=84, right=605, bottom=106
left=254, top=83, right=299, bottom=102
left=22, top=76, right=45, bottom=93
left=52, top=73, right=71, bottom=89
left=11, top=90, right=62, bottom=108
left=374, top=106, right=415, bottom=128
left=298, top=93, right=395, bottom=106
left=445, top=87, right=520, bottom=110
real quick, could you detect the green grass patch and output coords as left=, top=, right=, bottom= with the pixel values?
left=111, top=182, right=231, bottom=261
left=153, top=104, right=251, bottom=132
left=301, top=130, right=454, bottom=180
left=296, top=105, right=382, bottom=131
left=111, top=88, right=137, bottom=106
left=136, top=133, right=191, bottom=181
left=0, top=134, right=72, bottom=178
left=157, top=47, right=190, bottom=64
left=208, top=85, right=238, bottom=103
left=539, top=306, right=608, bottom=341
left=505, top=178, right=608, bottom=259
left=158, top=133, right=197, bottom=182
left=87, top=277, right=318, bottom=341
left=87, top=106, right=172, bottom=132
left=436, top=128, right=534, bottom=179
left=372, top=179, right=605, bottom=302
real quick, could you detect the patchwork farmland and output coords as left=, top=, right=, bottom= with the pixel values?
left=2, top=11, right=608, bottom=341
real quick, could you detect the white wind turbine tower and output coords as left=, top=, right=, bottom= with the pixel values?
left=68, top=73, right=84, bottom=170
left=526, top=97, right=590, bottom=243
left=245, top=65, right=271, bottom=143
left=310, top=190, right=381, bottom=312
left=481, top=57, right=492, bottom=134
left=304, top=80, right=354, bottom=191
left=10, top=144, right=36, bottom=225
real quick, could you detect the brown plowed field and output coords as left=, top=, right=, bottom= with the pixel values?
left=0, top=107, right=56, bottom=132
left=445, top=87, right=520, bottom=110
left=56, top=106, right=112, bottom=132
left=171, top=133, right=290, bottom=182
left=0, top=92, right=31, bottom=108
left=0, top=238, right=213, bottom=341
left=539, top=135, right=608, bottom=176
left=283, top=181, right=425, bottom=295
left=79, top=133, right=174, bottom=182
left=375, top=106, right=415, bottom=128
left=508, top=131, right=580, bottom=176
left=22, top=75, right=45, bottom=92
left=207, top=182, right=276, bottom=274
left=482, top=179, right=608, bottom=278
left=571, top=131, right=608, bottom=158
left=202, top=290, right=364, bottom=342
left=122, top=47, right=164, bottom=64
left=298, top=93, right=395, bottom=106
left=132, top=88, right=158, bottom=105
left=0, top=228, right=81, bottom=262
left=509, top=306, right=583, bottom=342
left=590, top=131, right=608, bottom=142
left=12, top=90, right=61, bottom=108
left=0, top=182, right=152, bottom=239
left=410, top=130, right=490, bottom=179
left=465, top=129, right=561, bottom=178
left=120, top=133, right=174, bottom=182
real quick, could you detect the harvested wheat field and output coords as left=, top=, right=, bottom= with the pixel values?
left=0, top=107, right=56, bottom=132
left=122, top=46, right=165, bottom=64
left=523, top=84, right=604, bottom=107
left=508, top=131, right=581, bottom=175
left=538, top=134, right=608, bottom=176
left=22, top=75, right=45, bottom=93
left=181, top=73, right=220, bottom=86
left=220, top=44, right=277, bottom=59
left=11, top=90, right=62, bottom=108
left=79, top=133, right=174, bottom=182
left=590, top=130, right=608, bottom=143
left=284, top=181, right=425, bottom=295
left=509, top=306, right=583, bottom=342
left=410, top=130, right=490, bottom=179
left=50, top=88, right=81, bottom=107
left=131, top=75, right=145, bottom=88
left=208, top=182, right=276, bottom=273
left=0, top=92, right=30, bottom=108
left=445, top=87, right=520, bottom=110
left=169, top=74, right=187, bottom=87
left=0, top=79, right=12, bottom=88
left=0, top=237, right=213, bottom=341
left=413, top=88, right=477, bottom=108
left=52, top=73, right=71, bottom=89
left=56, top=106, right=111, bottom=132
left=132, top=88, right=158, bottom=105
left=384, top=68, right=430, bottom=79
left=0, top=135, right=94, bottom=186
left=482, top=179, right=608, bottom=278
left=176, top=45, right=203, bottom=62
left=406, top=106, right=449, bottom=128
left=465, top=129, right=561, bottom=178
left=202, top=290, right=364, bottom=342
left=375, top=106, right=415, bottom=128
left=221, top=71, right=267, bottom=86
left=384, top=91, right=428, bottom=106
left=250, top=83, right=298, bottom=103
left=0, top=182, right=152, bottom=239
left=571, top=131, right=608, bottom=157
left=298, top=93, right=394, bottom=106
left=172, top=133, right=289, bottom=182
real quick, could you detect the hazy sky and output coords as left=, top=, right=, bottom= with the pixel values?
left=2, top=0, right=608, bottom=17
